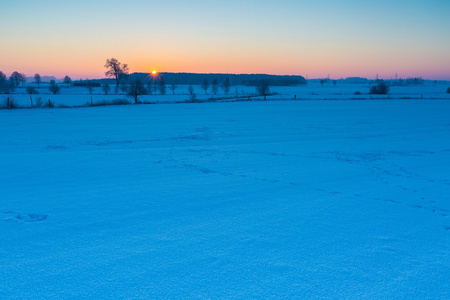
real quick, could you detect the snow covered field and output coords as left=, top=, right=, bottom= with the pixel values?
left=3, top=81, right=450, bottom=107
left=1, top=100, right=449, bottom=298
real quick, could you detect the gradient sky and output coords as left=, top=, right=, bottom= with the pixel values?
left=1, top=0, right=449, bottom=80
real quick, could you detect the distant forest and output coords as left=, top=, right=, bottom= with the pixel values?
left=88, top=72, right=308, bottom=87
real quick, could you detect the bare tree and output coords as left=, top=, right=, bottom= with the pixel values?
left=256, top=79, right=270, bottom=99
left=20, top=73, right=26, bottom=86
left=0, top=71, right=7, bottom=93
left=34, top=73, right=41, bottom=88
left=26, top=86, right=38, bottom=107
left=222, top=77, right=230, bottom=95
left=120, top=77, right=128, bottom=94
left=152, top=75, right=159, bottom=95
left=201, top=78, right=209, bottom=94
left=6, top=77, right=16, bottom=93
left=0, top=71, right=14, bottom=94
left=0, top=71, right=6, bottom=84
left=188, top=85, right=197, bottom=101
left=48, top=80, right=60, bottom=94
left=211, top=78, right=219, bottom=95
left=104, top=58, right=129, bottom=88
left=102, top=83, right=111, bottom=95
left=11, top=71, right=24, bottom=87
left=146, top=79, right=153, bottom=95
left=127, top=78, right=147, bottom=103
left=86, top=80, right=94, bottom=95
left=63, top=75, right=72, bottom=88
left=170, top=81, right=177, bottom=95
left=158, top=76, right=166, bottom=95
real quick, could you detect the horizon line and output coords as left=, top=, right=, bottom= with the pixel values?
left=18, top=72, right=450, bottom=82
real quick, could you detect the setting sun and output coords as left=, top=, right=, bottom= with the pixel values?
left=151, top=70, right=157, bottom=75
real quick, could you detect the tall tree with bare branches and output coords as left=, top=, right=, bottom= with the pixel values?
left=211, top=78, right=219, bottom=95
left=63, top=75, right=72, bottom=88
left=34, top=73, right=41, bottom=88
left=127, top=78, right=147, bottom=103
left=201, top=78, right=209, bottom=94
left=11, top=71, right=24, bottom=87
left=256, top=79, right=270, bottom=99
left=158, top=76, right=166, bottom=95
left=222, top=77, right=230, bottom=95
left=104, top=58, right=129, bottom=88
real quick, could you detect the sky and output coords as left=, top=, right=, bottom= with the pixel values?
left=1, top=0, right=449, bottom=80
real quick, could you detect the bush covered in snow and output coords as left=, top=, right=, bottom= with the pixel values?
left=369, top=82, right=390, bottom=95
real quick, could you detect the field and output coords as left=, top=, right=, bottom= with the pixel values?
left=3, top=81, right=450, bottom=108
left=1, top=97, right=450, bottom=298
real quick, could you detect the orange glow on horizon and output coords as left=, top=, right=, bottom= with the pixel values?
left=2, top=51, right=449, bottom=81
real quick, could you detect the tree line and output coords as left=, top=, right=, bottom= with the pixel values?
left=102, top=58, right=272, bottom=103
left=1, top=57, right=293, bottom=102
left=0, top=70, right=73, bottom=95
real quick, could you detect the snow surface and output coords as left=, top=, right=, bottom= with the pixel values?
left=1, top=100, right=449, bottom=298
left=4, top=81, right=450, bottom=107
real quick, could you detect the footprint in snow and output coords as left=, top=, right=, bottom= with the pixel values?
left=16, top=214, right=48, bottom=222
left=1, top=211, right=48, bottom=223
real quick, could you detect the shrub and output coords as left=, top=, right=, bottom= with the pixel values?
left=354, top=91, right=361, bottom=95
left=112, top=98, right=130, bottom=105
left=447, top=87, right=450, bottom=94
left=369, top=82, right=390, bottom=95
left=35, top=97, right=43, bottom=108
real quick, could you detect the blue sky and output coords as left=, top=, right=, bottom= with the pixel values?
left=1, top=0, right=449, bottom=79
